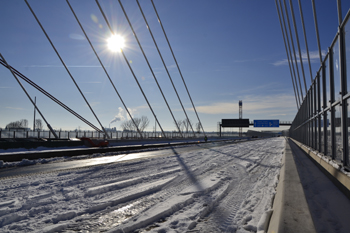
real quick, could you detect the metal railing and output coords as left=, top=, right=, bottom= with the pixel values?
left=288, top=10, right=350, bottom=167
left=0, top=129, right=214, bottom=140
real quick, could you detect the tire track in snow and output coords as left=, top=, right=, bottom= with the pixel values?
left=0, top=138, right=284, bottom=232
left=191, top=138, right=284, bottom=232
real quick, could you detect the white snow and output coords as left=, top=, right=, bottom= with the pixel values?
left=0, top=138, right=285, bottom=232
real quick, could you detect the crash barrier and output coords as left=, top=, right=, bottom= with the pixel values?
left=0, top=130, right=212, bottom=140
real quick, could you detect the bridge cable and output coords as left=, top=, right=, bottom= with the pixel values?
left=0, top=59, right=103, bottom=133
left=24, top=0, right=110, bottom=138
left=275, top=0, right=299, bottom=110
left=311, top=0, right=323, bottom=65
left=118, top=0, right=185, bottom=137
left=288, top=0, right=307, bottom=91
left=0, top=53, right=59, bottom=138
left=66, top=0, right=143, bottom=138
left=95, top=0, right=167, bottom=138
left=282, top=0, right=304, bottom=99
left=150, top=0, right=206, bottom=136
left=136, top=0, right=198, bottom=137
left=297, top=0, right=314, bottom=83
left=337, top=0, right=343, bottom=26
left=278, top=0, right=301, bottom=106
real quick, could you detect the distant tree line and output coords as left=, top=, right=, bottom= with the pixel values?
left=174, top=119, right=202, bottom=134
left=121, top=116, right=150, bottom=132
left=5, top=119, right=28, bottom=130
left=5, top=119, right=43, bottom=131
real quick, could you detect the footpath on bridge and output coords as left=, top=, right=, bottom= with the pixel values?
left=268, top=138, right=350, bottom=233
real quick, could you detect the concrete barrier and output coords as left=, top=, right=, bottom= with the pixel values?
left=0, top=138, right=252, bottom=162
left=267, top=138, right=316, bottom=233
left=290, top=138, right=350, bottom=200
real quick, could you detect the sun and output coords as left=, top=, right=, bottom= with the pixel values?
left=107, top=35, right=125, bottom=52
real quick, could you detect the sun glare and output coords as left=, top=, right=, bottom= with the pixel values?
left=107, top=35, right=125, bottom=52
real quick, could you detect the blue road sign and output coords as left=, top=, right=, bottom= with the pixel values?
left=254, top=120, right=279, bottom=127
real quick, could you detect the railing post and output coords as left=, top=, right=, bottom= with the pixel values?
left=308, top=90, right=311, bottom=147
left=314, top=82, right=317, bottom=150
left=339, top=25, right=348, bottom=166
left=321, top=61, right=327, bottom=155
left=318, top=105, right=321, bottom=153
left=312, top=90, right=314, bottom=148
left=329, top=47, right=336, bottom=160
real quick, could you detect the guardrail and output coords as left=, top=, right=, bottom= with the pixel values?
left=289, top=10, right=350, bottom=167
left=0, top=130, right=223, bottom=140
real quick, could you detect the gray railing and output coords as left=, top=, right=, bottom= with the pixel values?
left=0, top=129, right=213, bottom=140
left=289, top=10, right=350, bottom=167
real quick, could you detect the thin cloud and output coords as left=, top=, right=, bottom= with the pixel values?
left=24, top=65, right=103, bottom=68
left=269, top=113, right=287, bottom=116
left=237, top=82, right=283, bottom=94
left=220, top=83, right=288, bottom=96
left=69, top=33, right=86, bottom=40
left=272, top=50, right=326, bottom=66
left=192, top=94, right=296, bottom=116
left=88, top=102, right=100, bottom=107
left=166, top=64, right=176, bottom=69
left=233, top=57, right=267, bottom=63
left=6, top=106, right=24, bottom=110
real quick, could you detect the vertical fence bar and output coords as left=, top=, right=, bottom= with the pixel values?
left=315, top=80, right=318, bottom=150
left=322, top=62, right=328, bottom=155
left=329, top=47, right=336, bottom=159
left=339, top=24, right=348, bottom=166
left=310, top=87, right=313, bottom=148
left=308, top=90, right=311, bottom=147
left=318, top=73, right=322, bottom=151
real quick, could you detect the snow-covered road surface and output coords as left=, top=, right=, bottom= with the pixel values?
left=0, top=138, right=285, bottom=232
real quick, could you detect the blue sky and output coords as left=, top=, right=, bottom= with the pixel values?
left=1, top=0, right=349, bottom=132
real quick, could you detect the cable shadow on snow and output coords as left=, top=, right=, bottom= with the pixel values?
left=207, top=147, right=281, bottom=170
left=170, top=147, right=205, bottom=193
